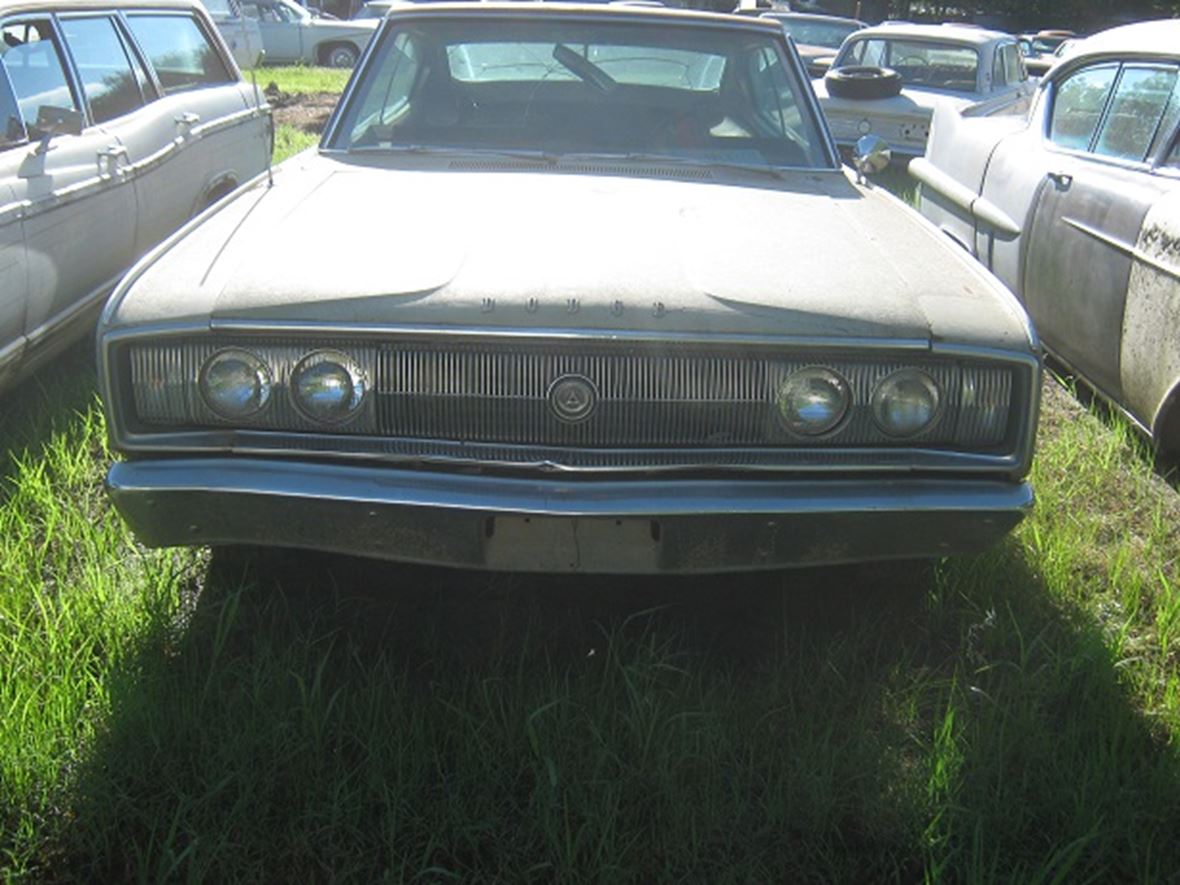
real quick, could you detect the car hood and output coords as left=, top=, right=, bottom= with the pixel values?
left=108, top=152, right=1034, bottom=351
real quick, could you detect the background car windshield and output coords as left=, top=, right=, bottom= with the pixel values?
left=330, top=18, right=830, bottom=169
left=841, top=38, right=978, bottom=93
left=769, top=18, right=858, bottom=49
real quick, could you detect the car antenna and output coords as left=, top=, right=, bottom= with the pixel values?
left=249, top=52, right=274, bottom=188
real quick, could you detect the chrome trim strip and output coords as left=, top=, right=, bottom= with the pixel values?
left=25, top=269, right=123, bottom=349
left=910, top=157, right=1022, bottom=237
left=196, top=320, right=933, bottom=351
left=1063, top=215, right=1180, bottom=283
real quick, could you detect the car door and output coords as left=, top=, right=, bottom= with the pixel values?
left=119, top=10, right=265, bottom=252
left=0, top=15, right=136, bottom=356
left=241, top=0, right=302, bottom=64
left=1021, top=62, right=1179, bottom=404
left=0, top=69, right=28, bottom=388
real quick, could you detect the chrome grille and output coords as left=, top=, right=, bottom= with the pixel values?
left=125, top=337, right=1023, bottom=469
left=376, top=343, right=1007, bottom=448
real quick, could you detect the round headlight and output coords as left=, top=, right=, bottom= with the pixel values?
left=872, top=370, right=941, bottom=437
left=199, top=349, right=272, bottom=419
left=776, top=367, right=850, bottom=436
left=290, top=350, right=367, bottom=424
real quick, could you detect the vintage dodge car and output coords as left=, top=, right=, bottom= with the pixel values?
left=913, top=19, right=1180, bottom=454
left=99, top=3, right=1041, bottom=573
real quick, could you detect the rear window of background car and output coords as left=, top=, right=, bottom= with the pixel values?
left=124, top=13, right=232, bottom=94
left=0, top=20, right=79, bottom=136
left=59, top=16, right=152, bottom=124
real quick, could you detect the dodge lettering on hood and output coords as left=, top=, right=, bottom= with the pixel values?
left=98, top=3, right=1041, bottom=574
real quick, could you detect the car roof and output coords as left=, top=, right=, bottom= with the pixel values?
left=1068, top=18, right=1180, bottom=59
left=381, top=1, right=784, bottom=29
left=761, top=12, right=865, bottom=26
left=0, top=0, right=197, bottom=11
left=850, top=21, right=1011, bottom=46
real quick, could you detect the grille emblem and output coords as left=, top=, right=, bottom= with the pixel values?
left=548, top=374, right=597, bottom=423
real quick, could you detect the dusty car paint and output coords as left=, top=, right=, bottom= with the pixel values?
left=913, top=18, right=1180, bottom=451
left=98, top=3, right=1041, bottom=573
left=0, top=0, right=270, bottom=394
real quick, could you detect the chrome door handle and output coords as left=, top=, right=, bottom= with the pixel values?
left=175, top=112, right=201, bottom=132
left=1047, top=171, right=1073, bottom=190
left=97, top=143, right=128, bottom=176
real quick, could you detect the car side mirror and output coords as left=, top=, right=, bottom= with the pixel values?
left=852, top=134, right=890, bottom=182
left=34, top=105, right=83, bottom=152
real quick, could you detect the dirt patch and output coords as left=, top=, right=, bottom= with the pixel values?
left=266, top=85, right=339, bottom=134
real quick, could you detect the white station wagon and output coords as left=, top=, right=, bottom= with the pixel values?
left=99, top=4, right=1040, bottom=574
left=813, top=23, right=1034, bottom=161
left=0, top=0, right=271, bottom=394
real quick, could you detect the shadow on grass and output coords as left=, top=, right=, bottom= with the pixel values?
left=56, top=544, right=1180, bottom=882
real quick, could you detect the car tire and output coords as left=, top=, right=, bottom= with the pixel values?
left=323, top=42, right=359, bottom=68
left=824, top=66, right=904, bottom=100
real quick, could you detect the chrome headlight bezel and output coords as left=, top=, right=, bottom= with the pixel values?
left=198, top=348, right=273, bottom=420
left=290, top=349, right=368, bottom=425
left=870, top=369, right=942, bottom=438
left=775, top=366, right=852, bottom=437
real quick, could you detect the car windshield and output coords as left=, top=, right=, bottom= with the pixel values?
left=328, top=16, right=831, bottom=169
left=767, top=17, right=859, bottom=50
left=840, top=37, right=979, bottom=93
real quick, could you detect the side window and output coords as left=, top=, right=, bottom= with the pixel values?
left=1049, top=63, right=1118, bottom=151
left=1003, top=44, right=1024, bottom=85
left=1151, top=83, right=1180, bottom=161
left=844, top=39, right=883, bottom=67
left=346, top=31, right=418, bottom=143
left=991, top=46, right=1006, bottom=89
left=0, top=20, right=80, bottom=137
left=1094, top=65, right=1179, bottom=162
left=124, top=14, right=232, bottom=94
left=58, top=16, right=147, bottom=124
left=0, top=69, right=25, bottom=146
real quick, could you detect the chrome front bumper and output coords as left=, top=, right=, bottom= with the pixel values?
left=107, top=458, right=1033, bottom=573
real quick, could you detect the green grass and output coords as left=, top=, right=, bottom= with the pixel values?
left=2, top=358, right=1178, bottom=883
left=274, top=125, right=319, bottom=163
left=245, top=65, right=352, bottom=96
left=1, top=88, right=1179, bottom=880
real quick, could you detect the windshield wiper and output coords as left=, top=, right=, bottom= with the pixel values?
left=348, top=144, right=560, bottom=164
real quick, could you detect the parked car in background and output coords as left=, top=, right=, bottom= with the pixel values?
left=353, top=0, right=394, bottom=18
left=1018, top=29, right=1077, bottom=77
left=759, top=11, right=864, bottom=76
left=913, top=19, right=1180, bottom=453
left=0, top=0, right=270, bottom=395
left=240, top=0, right=376, bottom=66
left=99, top=3, right=1040, bottom=573
left=202, top=0, right=263, bottom=68
left=813, top=23, right=1034, bottom=162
